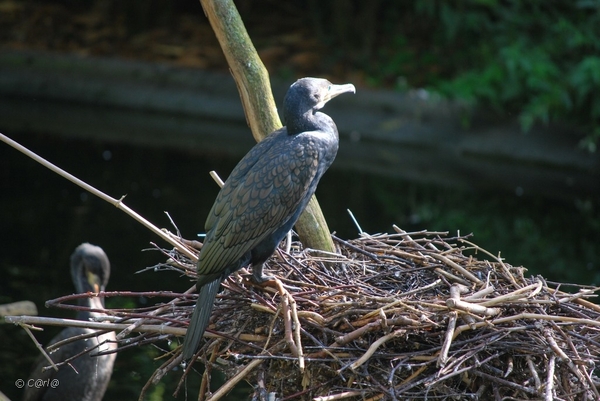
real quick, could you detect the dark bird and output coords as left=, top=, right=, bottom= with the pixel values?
left=182, top=77, right=355, bottom=360
left=23, top=243, right=117, bottom=401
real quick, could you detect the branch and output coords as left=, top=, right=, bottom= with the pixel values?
left=0, top=133, right=197, bottom=261
left=5, top=315, right=185, bottom=336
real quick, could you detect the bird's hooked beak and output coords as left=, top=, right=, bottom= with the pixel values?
left=316, top=82, right=356, bottom=110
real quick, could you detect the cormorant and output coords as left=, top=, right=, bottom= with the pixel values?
left=182, top=77, right=355, bottom=360
left=23, top=243, right=117, bottom=401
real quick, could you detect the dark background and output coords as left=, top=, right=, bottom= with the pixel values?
left=1, top=1, right=599, bottom=400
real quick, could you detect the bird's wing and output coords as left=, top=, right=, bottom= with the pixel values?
left=22, top=327, right=86, bottom=401
left=205, top=129, right=283, bottom=231
left=198, top=131, right=322, bottom=277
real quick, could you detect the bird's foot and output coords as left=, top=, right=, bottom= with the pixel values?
left=250, top=263, right=277, bottom=284
left=251, top=271, right=277, bottom=284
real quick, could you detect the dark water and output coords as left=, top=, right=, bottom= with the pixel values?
left=1, top=131, right=598, bottom=400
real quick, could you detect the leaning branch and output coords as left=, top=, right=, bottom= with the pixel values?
left=0, top=133, right=197, bottom=261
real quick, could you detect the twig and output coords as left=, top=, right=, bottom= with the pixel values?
left=434, top=267, right=470, bottom=286
left=335, top=320, right=382, bottom=346
left=313, top=390, right=366, bottom=401
left=348, top=329, right=404, bottom=372
left=526, top=356, right=542, bottom=391
left=0, top=133, right=197, bottom=261
left=458, top=238, right=519, bottom=288
left=445, top=298, right=501, bottom=316
left=429, top=253, right=482, bottom=285
left=331, top=235, right=381, bottom=263
left=209, top=170, right=225, bottom=188
left=471, top=369, right=537, bottom=395
left=6, top=315, right=185, bottom=336
left=477, top=280, right=543, bottom=306
left=272, top=279, right=304, bottom=369
left=208, top=358, right=263, bottom=401
left=545, top=355, right=555, bottom=401
left=454, top=312, right=600, bottom=338
left=346, top=209, right=364, bottom=235
left=199, top=340, right=222, bottom=400
left=437, top=311, right=457, bottom=368
left=22, top=324, right=59, bottom=372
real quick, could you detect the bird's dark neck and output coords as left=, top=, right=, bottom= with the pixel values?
left=286, top=111, right=337, bottom=137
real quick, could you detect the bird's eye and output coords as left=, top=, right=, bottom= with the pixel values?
left=327, top=85, right=331, bottom=91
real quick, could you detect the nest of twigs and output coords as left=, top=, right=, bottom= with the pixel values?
left=47, top=228, right=600, bottom=400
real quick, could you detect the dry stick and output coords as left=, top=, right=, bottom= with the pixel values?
left=557, top=288, right=597, bottom=304
left=434, top=267, right=470, bottom=286
left=544, top=328, right=569, bottom=361
left=552, top=321, right=600, bottom=399
left=463, top=286, right=495, bottom=300
left=0, top=133, right=197, bottom=261
left=477, top=281, right=543, bottom=307
left=22, top=324, right=59, bottom=372
left=453, top=312, right=600, bottom=339
left=458, top=238, right=520, bottom=288
left=438, top=284, right=463, bottom=368
left=445, top=298, right=501, bottom=317
left=313, top=390, right=366, bottom=401
left=547, top=287, right=600, bottom=313
left=272, top=279, right=305, bottom=370
left=545, top=355, right=556, bottom=401
left=395, top=364, right=429, bottom=391
left=207, top=358, right=264, bottom=401
left=437, top=311, right=457, bottom=368
left=199, top=340, right=223, bottom=401
left=139, top=352, right=180, bottom=401
left=47, top=328, right=113, bottom=352
left=150, top=355, right=183, bottom=386
left=430, top=253, right=482, bottom=285
left=359, top=280, right=445, bottom=321
left=116, top=286, right=197, bottom=340
left=526, top=356, right=542, bottom=391
left=331, top=235, right=382, bottom=263
left=348, top=329, right=404, bottom=372
left=335, top=320, right=382, bottom=345
left=471, top=370, right=537, bottom=395
left=392, top=226, right=427, bottom=250
left=289, top=294, right=305, bottom=372
left=545, top=326, right=599, bottom=398
left=362, top=244, right=427, bottom=262
left=45, top=337, right=113, bottom=372
left=209, top=170, right=225, bottom=188
left=6, top=315, right=185, bottom=336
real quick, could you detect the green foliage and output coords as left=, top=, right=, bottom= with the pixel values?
left=312, top=0, right=600, bottom=150
left=416, top=0, right=600, bottom=149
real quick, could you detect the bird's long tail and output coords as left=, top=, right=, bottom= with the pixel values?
left=182, top=278, right=221, bottom=361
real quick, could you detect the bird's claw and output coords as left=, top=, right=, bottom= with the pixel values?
left=251, top=272, right=277, bottom=284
